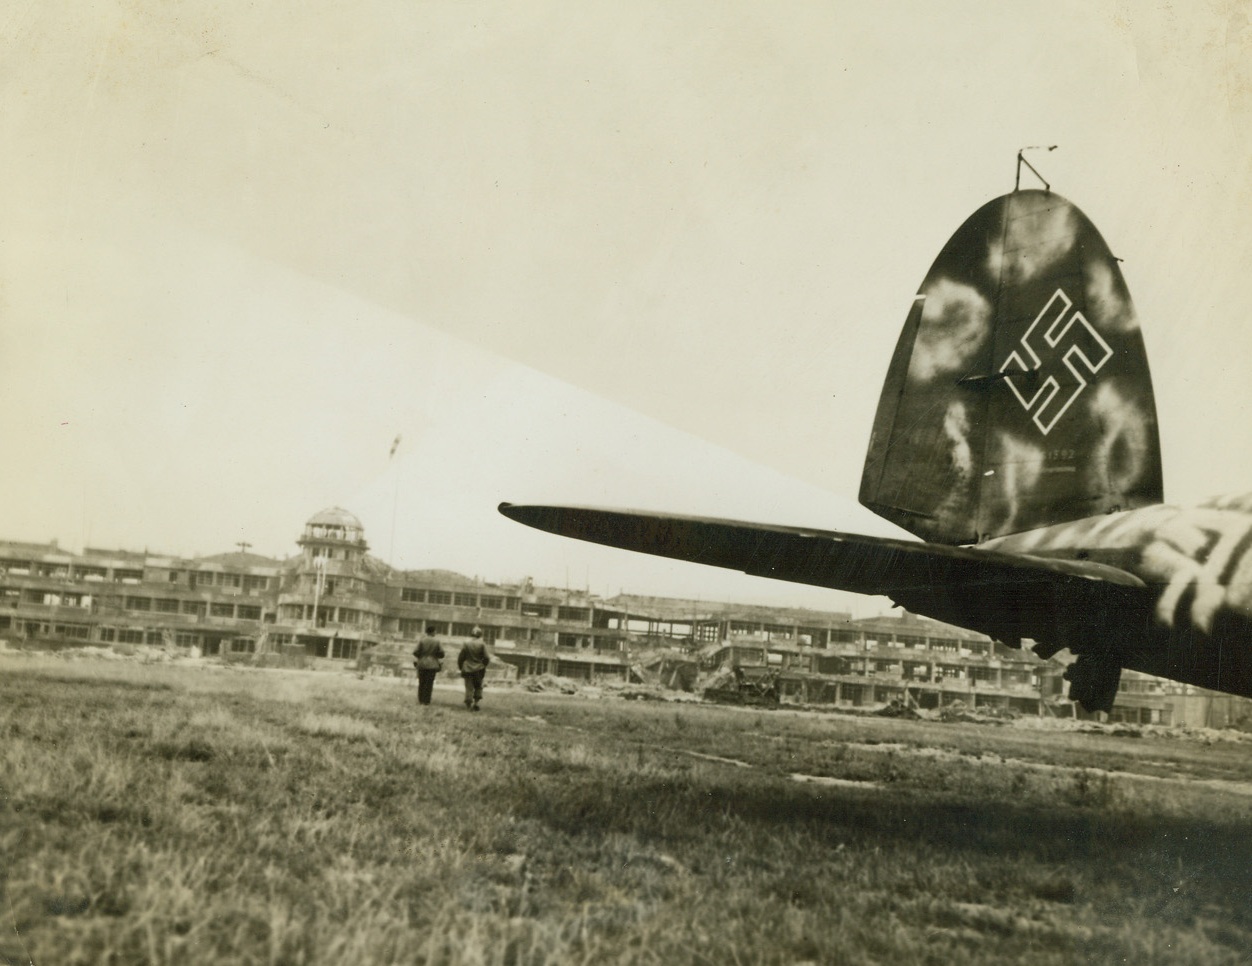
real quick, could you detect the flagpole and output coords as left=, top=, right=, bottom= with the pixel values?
left=389, top=475, right=399, bottom=568
left=388, top=435, right=401, bottom=568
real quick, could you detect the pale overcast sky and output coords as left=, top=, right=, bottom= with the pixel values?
left=2, top=2, right=1250, bottom=614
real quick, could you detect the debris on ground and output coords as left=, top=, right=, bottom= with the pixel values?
left=519, top=674, right=583, bottom=695
left=701, top=667, right=781, bottom=708
left=874, top=699, right=921, bottom=719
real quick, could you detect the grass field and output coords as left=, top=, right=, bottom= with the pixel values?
left=3, top=655, right=1252, bottom=965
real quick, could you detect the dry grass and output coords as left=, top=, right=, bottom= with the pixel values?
left=2, top=655, right=1252, bottom=964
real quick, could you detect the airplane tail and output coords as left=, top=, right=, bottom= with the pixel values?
left=859, top=189, right=1163, bottom=545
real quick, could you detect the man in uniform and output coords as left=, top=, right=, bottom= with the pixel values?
left=412, top=624, right=444, bottom=707
left=457, top=627, right=491, bottom=711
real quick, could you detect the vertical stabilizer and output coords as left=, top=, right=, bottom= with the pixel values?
left=860, top=190, right=1162, bottom=544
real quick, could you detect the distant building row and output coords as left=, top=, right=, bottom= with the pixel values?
left=2, top=507, right=1248, bottom=728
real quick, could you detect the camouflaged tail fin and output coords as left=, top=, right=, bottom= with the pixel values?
left=859, top=190, right=1163, bottom=545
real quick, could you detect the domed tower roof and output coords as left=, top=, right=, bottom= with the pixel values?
left=306, top=507, right=364, bottom=530
left=299, top=507, right=368, bottom=550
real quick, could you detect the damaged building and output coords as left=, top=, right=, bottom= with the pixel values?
left=607, top=596, right=1059, bottom=715
left=2, top=507, right=1248, bottom=727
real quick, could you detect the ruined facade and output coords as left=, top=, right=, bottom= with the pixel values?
left=1, top=508, right=1245, bottom=726
left=0, top=508, right=633, bottom=676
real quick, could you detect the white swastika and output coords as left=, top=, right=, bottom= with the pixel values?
left=1001, top=288, right=1113, bottom=435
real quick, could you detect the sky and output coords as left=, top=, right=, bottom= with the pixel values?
left=2, top=1, right=1250, bottom=615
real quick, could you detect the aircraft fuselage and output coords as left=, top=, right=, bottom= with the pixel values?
left=955, top=494, right=1252, bottom=700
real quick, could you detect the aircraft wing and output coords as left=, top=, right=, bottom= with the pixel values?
left=497, top=503, right=1147, bottom=644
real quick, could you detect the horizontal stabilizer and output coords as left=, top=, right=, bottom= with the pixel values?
left=497, top=503, right=1144, bottom=604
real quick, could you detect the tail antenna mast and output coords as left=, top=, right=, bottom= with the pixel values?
left=1015, top=145, right=1058, bottom=192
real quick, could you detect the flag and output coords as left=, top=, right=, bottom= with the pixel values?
left=389, top=434, right=402, bottom=459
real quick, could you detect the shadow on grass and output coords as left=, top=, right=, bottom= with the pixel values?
left=500, top=770, right=1252, bottom=924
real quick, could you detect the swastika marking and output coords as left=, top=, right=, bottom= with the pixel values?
left=1001, top=288, right=1113, bottom=436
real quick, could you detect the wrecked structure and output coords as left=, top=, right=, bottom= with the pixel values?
left=1, top=508, right=1247, bottom=725
left=611, top=596, right=1059, bottom=715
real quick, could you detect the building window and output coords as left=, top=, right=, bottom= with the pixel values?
left=114, top=569, right=143, bottom=583
left=243, top=575, right=270, bottom=592
left=452, top=623, right=478, bottom=637
left=176, top=633, right=200, bottom=647
left=237, top=605, right=262, bottom=621
left=124, top=597, right=152, bottom=612
left=181, top=601, right=206, bottom=617
left=479, top=595, right=503, bottom=609
left=155, top=598, right=180, bottom=613
left=168, top=571, right=181, bottom=583
left=454, top=593, right=477, bottom=607
left=231, top=638, right=256, bottom=654
left=520, top=602, right=550, bottom=618
left=99, top=627, right=116, bottom=642
left=427, top=591, right=452, bottom=605
left=558, top=607, right=590, bottom=622
left=210, top=602, right=235, bottom=618
left=401, top=587, right=424, bottom=603
left=117, top=629, right=144, bottom=644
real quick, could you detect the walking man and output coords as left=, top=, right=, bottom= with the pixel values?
left=458, top=627, right=491, bottom=711
left=412, top=624, right=444, bottom=707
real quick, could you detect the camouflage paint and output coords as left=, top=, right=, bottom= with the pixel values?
left=860, top=190, right=1163, bottom=545
left=984, top=495, right=1252, bottom=697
